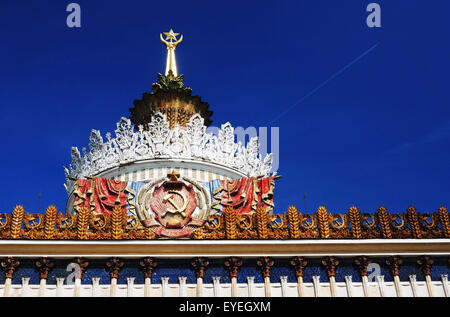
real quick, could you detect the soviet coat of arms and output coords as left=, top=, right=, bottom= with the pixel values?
left=70, top=171, right=275, bottom=239
left=136, top=171, right=213, bottom=238
left=151, top=178, right=197, bottom=228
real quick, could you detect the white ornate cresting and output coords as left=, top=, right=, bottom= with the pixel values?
left=64, top=112, right=273, bottom=193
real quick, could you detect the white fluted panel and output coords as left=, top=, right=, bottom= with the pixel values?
left=0, top=278, right=448, bottom=297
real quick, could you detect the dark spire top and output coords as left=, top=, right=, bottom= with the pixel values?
left=129, top=71, right=213, bottom=129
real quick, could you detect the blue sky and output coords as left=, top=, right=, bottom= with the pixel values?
left=0, top=0, right=449, bottom=215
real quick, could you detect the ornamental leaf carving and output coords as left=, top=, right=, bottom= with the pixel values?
left=65, top=113, right=273, bottom=193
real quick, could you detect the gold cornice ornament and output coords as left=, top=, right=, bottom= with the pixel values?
left=0, top=204, right=448, bottom=240
left=160, top=29, right=183, bottom=77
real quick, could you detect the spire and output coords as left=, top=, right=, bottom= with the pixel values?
left=129, top=29, right=213, bottom=130
left=160, top=29, right=183, bottom=76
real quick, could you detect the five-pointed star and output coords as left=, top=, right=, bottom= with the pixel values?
left=163, top=29, right=180, bottom=42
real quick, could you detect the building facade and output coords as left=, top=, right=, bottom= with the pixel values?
left=0, top=30, right=448, bottom=297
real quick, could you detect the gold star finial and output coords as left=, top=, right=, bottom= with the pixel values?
left=160, top=29, right=183, bottom=76
left=163, top=29, right=180, bottom=42
left=167, top=170, right=180, bottom=181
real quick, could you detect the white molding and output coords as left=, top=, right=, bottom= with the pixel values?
left=3, top=279, right=449, bottom=297
left=98, top=158, right=247, bottom=180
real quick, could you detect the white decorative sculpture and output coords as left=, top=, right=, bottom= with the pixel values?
left=64, top=112, right=273, bottom=194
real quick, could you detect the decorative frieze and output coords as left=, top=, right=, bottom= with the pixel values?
left=0, top=256, right=446, bottom=297
left=0, top=205, right=448, bottom=240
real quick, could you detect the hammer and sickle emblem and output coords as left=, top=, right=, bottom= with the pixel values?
left=161, top=190, right=188, bottom=217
